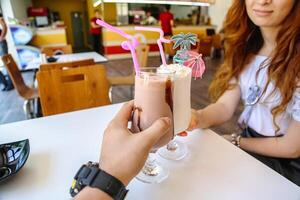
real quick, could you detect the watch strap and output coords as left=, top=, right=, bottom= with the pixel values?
left=71, top=163, right=128, bottom=200
left=91, top=169, right=128, bottom=200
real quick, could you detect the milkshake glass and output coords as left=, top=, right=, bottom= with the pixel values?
left=132, top=68, right=175, bottom=183
left=158, top=64, right=192, bottom=160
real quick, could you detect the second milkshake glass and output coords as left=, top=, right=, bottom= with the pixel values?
left=158, top=66, right=191, bottom=161
left=131, top=68, right=175, bottom=184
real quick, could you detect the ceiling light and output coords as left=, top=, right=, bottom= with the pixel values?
left=93, top=0, right=102, bottom=7
left=103, top=0, right=211, bottom=6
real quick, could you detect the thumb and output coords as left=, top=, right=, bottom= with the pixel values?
left=139, top=117, right=171, bottom=146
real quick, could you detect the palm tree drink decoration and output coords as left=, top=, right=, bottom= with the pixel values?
left=158, top=33, right=206, bottom=161
left=172, top=33, right=206, bottom=78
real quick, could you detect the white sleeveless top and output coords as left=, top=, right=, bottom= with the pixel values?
left=238, top=55, right=300, bottom=136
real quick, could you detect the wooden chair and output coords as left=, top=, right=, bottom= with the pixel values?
left=107, top=43, right=149, bottom=101
left=37, top=65, right=111, bottom=116
left=212, top=34, right=222, bottom=49
left=1, top=54, right=39, bottom=118
left=212, top=34, right=223, bottom=58
left=41, top=45, right=73, bottom=56
left=196, top=36, right=213, bottom=58
left=163, top=35, right=177, bottom=58
left=39, top=59, right=95, bottom=71
left=136, top=44, right=150, bottom=68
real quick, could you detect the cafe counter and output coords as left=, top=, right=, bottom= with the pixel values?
left=30, top=27, right=67, bottom=48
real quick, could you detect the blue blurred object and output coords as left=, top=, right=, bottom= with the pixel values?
left=9, top=25, right=34, bottom=46
left=16, top=46, right=41, bottom=70
left=0, top=139, right=30, bottom=182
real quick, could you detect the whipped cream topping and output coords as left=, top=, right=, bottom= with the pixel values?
left=158, top=64, right=191, bottom=77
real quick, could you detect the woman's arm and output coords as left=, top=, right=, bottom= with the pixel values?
left=240, top=120, right=300, bottom=158
left=90, top=21, right=101, bottom=29
left=170, top=20, right=174, bottom=27
left=189, top=82, right=241, bottom=130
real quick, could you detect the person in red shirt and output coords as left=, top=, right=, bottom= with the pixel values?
left=90, top=10, right=103, bottom=54
left=159, top=5, right=174, bottom=36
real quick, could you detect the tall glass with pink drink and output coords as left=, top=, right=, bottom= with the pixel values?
left=131, top=68, right=175, bottom=183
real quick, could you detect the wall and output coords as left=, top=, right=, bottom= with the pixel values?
left=32, top=0, right=89, bottom=47
left=170, top=5, right=198, bottom=20
left=0, top=0, right=21, bottom=66
left=129, top=4, right=197, bottom=20
left=10, top=0, right=32, bottom=21
left=209, top=0, right=233, bottom=31
left=0, top=0, right=14, bottom=19
left=103, top=3, right=117, bottom=24
left=87, top=0, right=95, bottom=22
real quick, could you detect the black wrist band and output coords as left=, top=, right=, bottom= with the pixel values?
left=90, top=169, right=128, bottom=199
left=70, top=162, right=128, bottom=200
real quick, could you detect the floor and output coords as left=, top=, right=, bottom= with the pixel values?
left=0, top=56, right=242, bottom=135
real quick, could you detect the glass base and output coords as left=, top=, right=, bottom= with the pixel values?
left=158, top=140, right=188, bottom=161
left=135, top=152, right=169, bottom=184
left=136, top=163, right=169, bottom=184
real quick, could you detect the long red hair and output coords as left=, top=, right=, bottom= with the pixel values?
left=209, top=0, right=300, bottom=132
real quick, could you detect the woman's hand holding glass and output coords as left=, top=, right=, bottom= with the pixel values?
left=187, top=109, right=204, bottom=131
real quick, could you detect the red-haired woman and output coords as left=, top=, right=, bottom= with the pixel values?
left=189, top=0, right=300, bottom=186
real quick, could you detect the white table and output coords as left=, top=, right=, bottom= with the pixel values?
left=0, top=103, right=299, bottom=200
left=25, top=52, right=108, bottom=70
left=54, top=52, right=108, bottom=63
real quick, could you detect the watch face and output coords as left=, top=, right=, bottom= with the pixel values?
left=70, top=164, right=96, bottom=197
left=0, top=139, right=30, bottom=182
left=70, top=179, right=85, bottom=197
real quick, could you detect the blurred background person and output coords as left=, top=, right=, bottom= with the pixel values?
left=144, top=11, right=157, bottom=25
left=90, top=9, right=103, bottom=54
left=159, top=5, right=174, bottom=36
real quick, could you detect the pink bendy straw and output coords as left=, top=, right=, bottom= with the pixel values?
left=134, top=27, right=170, bottom=66
left=96, top=19, right=140, bottom=74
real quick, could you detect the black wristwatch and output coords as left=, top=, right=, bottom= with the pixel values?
left=70, top=162, right=128, bottom=200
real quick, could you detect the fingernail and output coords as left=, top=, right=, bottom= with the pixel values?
left=178, top=131, right=188, bottom=137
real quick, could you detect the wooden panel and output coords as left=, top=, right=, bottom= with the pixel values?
left=197, top=36, right=213, bottom=57
left=39, top=59, right=95, bottom=71
left=37, top=65, right=111, bottom=116
left=136, top=44, right=150, bottom=68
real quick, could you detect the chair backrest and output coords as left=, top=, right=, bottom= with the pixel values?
left=37, top=65, right=111, bottom=116
left=163, top=35, right=176, bottom=57
left=212, top=34, right=222, bottom=49
left=1, top=54, right=31, bottom=98
left=206, top=28, right=216, bottom=36
left=136, top=44, right=150, bottom=68
left=198, top=36, right=213, bottom=57
left=39, top=59, right=95, bottom=71
left=41, top=45, right=73, bottom=56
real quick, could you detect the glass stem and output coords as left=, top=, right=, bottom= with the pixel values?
left=166, top=139, right=178, bottom=151
left=143, top=153, right=159, bottom=176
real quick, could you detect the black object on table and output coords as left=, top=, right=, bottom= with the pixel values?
left=0, top=139, right=30, bottom=182
left=47, top=57, right=58, bottom=63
